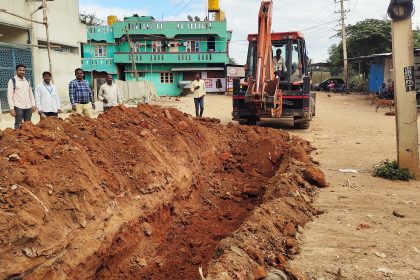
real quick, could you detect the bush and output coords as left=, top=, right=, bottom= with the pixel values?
left=373, top=160, right=414, bottom=181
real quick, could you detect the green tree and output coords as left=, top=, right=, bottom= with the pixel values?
left=346, top=19, right=392, bottom=58
left=80, top=12, right=103, bottom=26
left=228, top=57, right=237, bottom=65
left=413, top=28, right=420, bottom=48
left=327, top=43, right=343, bottom=76
left=327, top=19, right=392, bottom=77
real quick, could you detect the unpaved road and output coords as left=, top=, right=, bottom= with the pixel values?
left=1, top=93, right=419, bottom=279
left=156, top=93, right=420, bottom=280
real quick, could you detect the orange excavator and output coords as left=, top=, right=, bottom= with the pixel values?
left=232, top=0, right=315, bottom=128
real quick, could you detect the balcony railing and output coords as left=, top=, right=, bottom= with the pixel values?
left=87, top=26, right=115, bottom=43
left=82, top=58, right=116, bottom=73
left=113, top=52, right=228, bottom=64
left=112, top=21, right=227, bottom=38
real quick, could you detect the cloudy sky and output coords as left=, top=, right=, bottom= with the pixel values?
left=80, top=0, right=420, bottom=63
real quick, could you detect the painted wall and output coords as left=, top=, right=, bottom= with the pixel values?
left=0, top=0, right=87, bottom=102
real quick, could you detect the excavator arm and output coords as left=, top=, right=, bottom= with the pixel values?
left=247, top=0, right=282, bottom=116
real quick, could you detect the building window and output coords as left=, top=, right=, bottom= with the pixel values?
left=186, top=41, right=200, bottom=52
left=94, top=46, right=107, bottom=57
left=152, top=41, right=162, bottom=52
left=160, top=73, right=174, bottom=83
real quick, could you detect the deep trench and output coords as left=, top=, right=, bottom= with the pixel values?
left=92, top=172, right=270, bottom=280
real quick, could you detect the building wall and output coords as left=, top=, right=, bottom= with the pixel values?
left=0, top=0, right=86, bottom=103
left=81, top=17, right=230, bottom=96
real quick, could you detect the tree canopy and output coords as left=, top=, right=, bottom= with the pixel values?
left=80, top=12, right=103, bottom=26
left=327, top=19, right=420, bottom=76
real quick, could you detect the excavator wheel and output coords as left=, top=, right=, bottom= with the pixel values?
left=239, top=117, right=259, bottom=126
left=294, top=121, right=310, bottom=129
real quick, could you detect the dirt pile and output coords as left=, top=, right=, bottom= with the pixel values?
left=0, top=104, right=326, bottom=280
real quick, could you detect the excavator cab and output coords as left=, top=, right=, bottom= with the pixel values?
left=246, top=32, right=310, bottom=91
left=233, top=32, right=315, bottom=128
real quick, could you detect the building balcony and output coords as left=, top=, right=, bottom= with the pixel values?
left=113, top=52, right=228, bottom=64
left=112, top=21, right=228, bottom=39
left=87, top=26, right=115, bottom=43
left=81, top=58, right=116, bottom=73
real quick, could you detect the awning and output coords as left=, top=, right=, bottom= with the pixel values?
left=171, top=67, right=225, bottom=72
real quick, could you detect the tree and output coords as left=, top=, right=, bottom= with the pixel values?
left=228, top=57, right=237, bottom=65
left=413, top=28, right=420, bottom=48
left=326, top=43, right=343, bottom=76
left=80, top=12, right=103, bottom=26
left=327, top=19, right=392, bottom=77
left=346, top=19, right=392, bottom=58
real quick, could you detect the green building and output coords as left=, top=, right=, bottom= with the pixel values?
left=81, top=15, right=232, bottom=96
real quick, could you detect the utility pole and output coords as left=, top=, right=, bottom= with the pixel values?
left=339, top=0, right=349, bottom=93
left=125, top=26, right=139, bottom=81
left=42, top=0, right=53, bottom=78
left=388, top=0, right=419, bottom=177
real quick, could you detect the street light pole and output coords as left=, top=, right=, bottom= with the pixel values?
left=42, top=0, right=53, bottom=79
left=388, top=0, right=419, bottom=177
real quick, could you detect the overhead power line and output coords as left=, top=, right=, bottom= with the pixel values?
left=175, top=0, right=194, bottom=17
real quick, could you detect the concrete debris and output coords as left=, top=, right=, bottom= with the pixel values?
left=374, top=251, right=386, bottom=258
left=141, top=222, right=153, bottom=236
left=8, top=154, right=20, bottom=162
left=265, top=269, right=288, bottom=280
left=22, top=248, right=38, bottom=258
left=377, top=267, right=393, bottom=275
left=392, top=211, right=406, bottom=218
left=338, top=169, right=358, bottom=173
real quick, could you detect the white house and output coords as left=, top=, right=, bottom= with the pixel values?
left=0, top=0, right=86, bottom=111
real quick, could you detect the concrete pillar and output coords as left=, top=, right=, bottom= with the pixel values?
left=391, top=16, right=420, bottom=176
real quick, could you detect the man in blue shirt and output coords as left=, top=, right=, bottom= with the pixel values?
left=69, top=68, right=95, bottom=118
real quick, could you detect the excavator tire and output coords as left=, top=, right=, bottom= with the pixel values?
left=239, top=117, right=259, bottom=126
left=294, top=121, right=310, bottom=129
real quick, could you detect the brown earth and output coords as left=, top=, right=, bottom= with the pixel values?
left=0, top=104, right=325, bottom=280
left=154, top=93, right=420, bottom=280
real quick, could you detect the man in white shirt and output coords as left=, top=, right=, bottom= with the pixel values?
left=190, top=73, right=206, bottom=117
left=98, top=74, right=122, bottom=112
left=35, top=71, right=61, bottom=118
left=7, top=64, right=36, bottom=129
left=273, top=49, right=287, bottom=79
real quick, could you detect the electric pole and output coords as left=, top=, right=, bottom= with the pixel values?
left=339, top=0, right=349, bottom=93
left=42, top=0, right=53, bottom=78
left=388, top=0, right=419, bottom=177
left=125, top=26, right=139, bottom=82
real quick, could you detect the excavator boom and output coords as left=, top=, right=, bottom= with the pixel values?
left=255, top=0, right=274, bottom=95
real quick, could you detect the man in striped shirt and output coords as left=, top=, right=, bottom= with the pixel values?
left=69, top=68, right=95, bottom=118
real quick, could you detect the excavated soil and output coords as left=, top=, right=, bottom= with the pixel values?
left=0, top=105, right=326, bottom=280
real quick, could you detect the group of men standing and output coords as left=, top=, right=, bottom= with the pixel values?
left=5, top=64, right=121, bottom=129
left=3, top=64, right=207, bottom=129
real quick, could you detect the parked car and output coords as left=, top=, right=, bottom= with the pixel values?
left=313, top=78, right=345, bottom=91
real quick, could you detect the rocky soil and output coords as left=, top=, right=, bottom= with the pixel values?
left=0, top=104, right=326, bottom=280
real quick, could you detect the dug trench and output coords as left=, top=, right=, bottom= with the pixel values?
left=0, top=105, right=327, bottom=280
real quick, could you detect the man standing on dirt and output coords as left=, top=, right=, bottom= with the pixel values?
left=7, top=64, right=36, bottom=129
left=35, top=71, right=61, bottom=118
left=191, top=73, right=206, bottom=117
left=98, top=74, right=122, bottom=112
left=69, top=68, right=95, bottom=118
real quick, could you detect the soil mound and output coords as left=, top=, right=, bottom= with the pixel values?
left=0, top=105, right=326, bottom=280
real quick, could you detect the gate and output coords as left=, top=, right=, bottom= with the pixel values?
left=0, top=46, right=33, bottom=112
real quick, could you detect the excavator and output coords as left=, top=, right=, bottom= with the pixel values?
left=232, top=0, right=315, bottom=129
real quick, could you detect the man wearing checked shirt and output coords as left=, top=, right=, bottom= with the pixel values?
left=69, top=68, right=95, bottom=118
